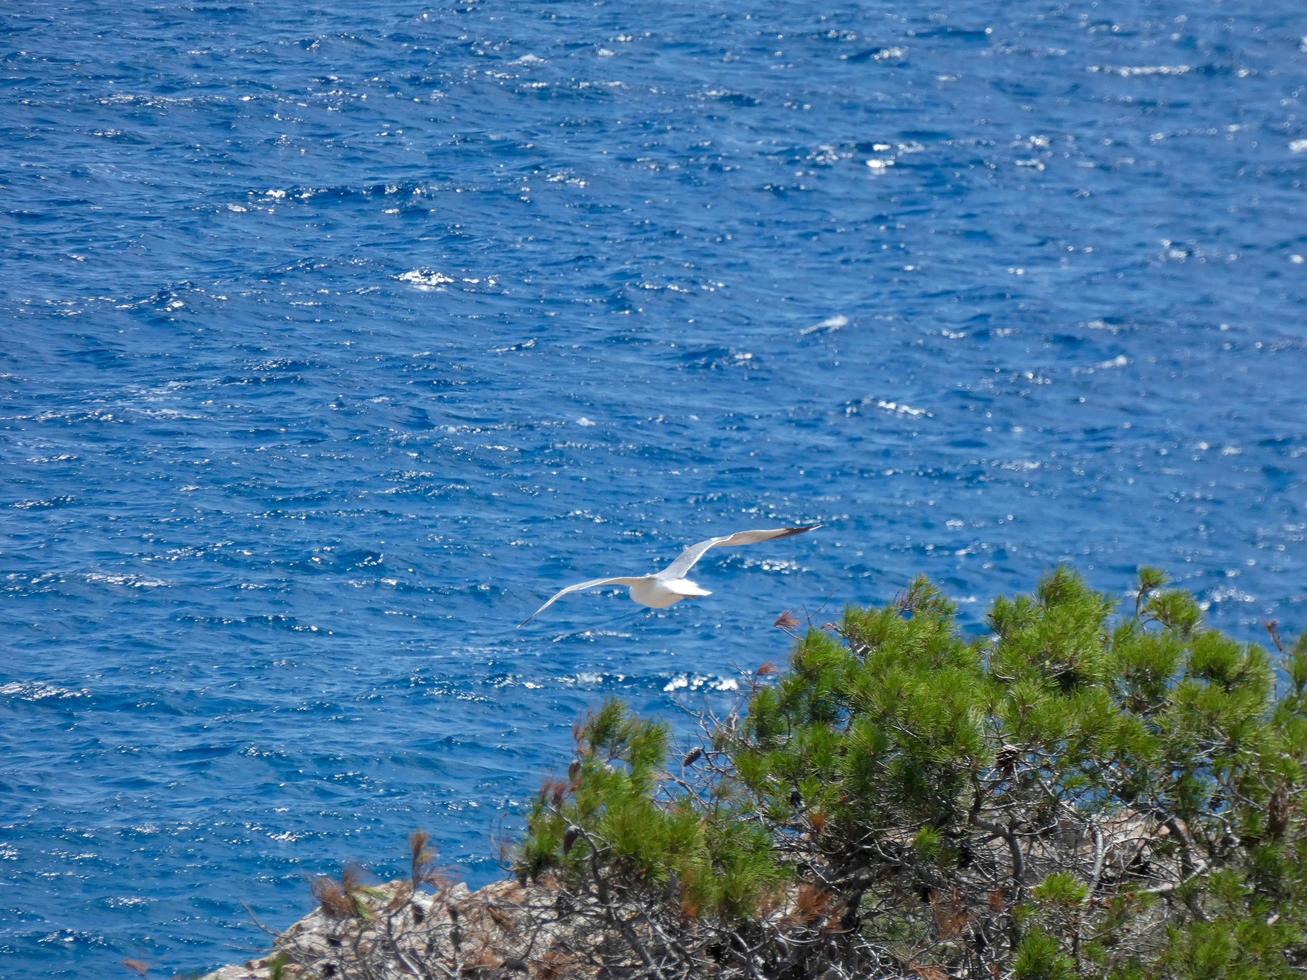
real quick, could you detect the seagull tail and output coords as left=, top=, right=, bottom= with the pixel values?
left=667, top=579, right=713, bottom=597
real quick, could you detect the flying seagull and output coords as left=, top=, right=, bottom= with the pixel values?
left=518, top=524, right=822, bottom=627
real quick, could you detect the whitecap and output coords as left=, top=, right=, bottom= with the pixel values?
left=104, top=896, right=153, bottom=908
left=397, top=269, right=455, bottom=290
left=84, top=572, right=169, bottom=589
left=800, top=314, right=848, bottom=336
left=0, top=681, right=90, bottom=701
left=13, top=497, right=74, bottom=510
left=492, top=339, right=537, bottom=356
left=549, top=669, right=623, bottom=686
left=1092, top=64, right=1191, bottom=77
left=876, top=399, right=931, bottom=418
left=663, top=674, right=740, bottom=693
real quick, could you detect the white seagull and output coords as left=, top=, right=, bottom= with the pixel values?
left=518, top=524, right=821, bottom=627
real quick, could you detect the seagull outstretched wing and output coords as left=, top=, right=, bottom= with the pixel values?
left=657, top=524, right=822, bottom=580
left=518, top=576, right=651, bottom=627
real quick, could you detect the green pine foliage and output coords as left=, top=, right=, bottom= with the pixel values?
left=521, top=698, right=788, bottom=923
left=518, top=568, right=1307, bottom=978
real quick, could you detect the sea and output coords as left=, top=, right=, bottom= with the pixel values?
left=2, top=0, right=1305, bottom=975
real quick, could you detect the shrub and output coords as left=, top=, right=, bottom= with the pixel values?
left=517, top=568, right=1307, bottom=978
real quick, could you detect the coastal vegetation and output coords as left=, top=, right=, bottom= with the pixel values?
left=208, top=568, right=1307, bottom=979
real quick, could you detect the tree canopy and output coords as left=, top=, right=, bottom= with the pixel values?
left=519, top=568, right=1307, bottom=979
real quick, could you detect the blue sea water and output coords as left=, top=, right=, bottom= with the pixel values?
left=1, top=0, right=1305, bottom=975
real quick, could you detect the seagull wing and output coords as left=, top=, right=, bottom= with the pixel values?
left=518, top=576, right=651, bottom=627
left=657, top=524, right=822, bottom=580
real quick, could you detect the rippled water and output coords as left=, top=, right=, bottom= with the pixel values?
left=3, top=0, right=1306, bottom=975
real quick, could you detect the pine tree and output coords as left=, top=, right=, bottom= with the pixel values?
left=518, top=568, right=1307, bottom=978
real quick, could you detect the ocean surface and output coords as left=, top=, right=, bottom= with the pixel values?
left=2, top=0, right=1305, bottom=975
